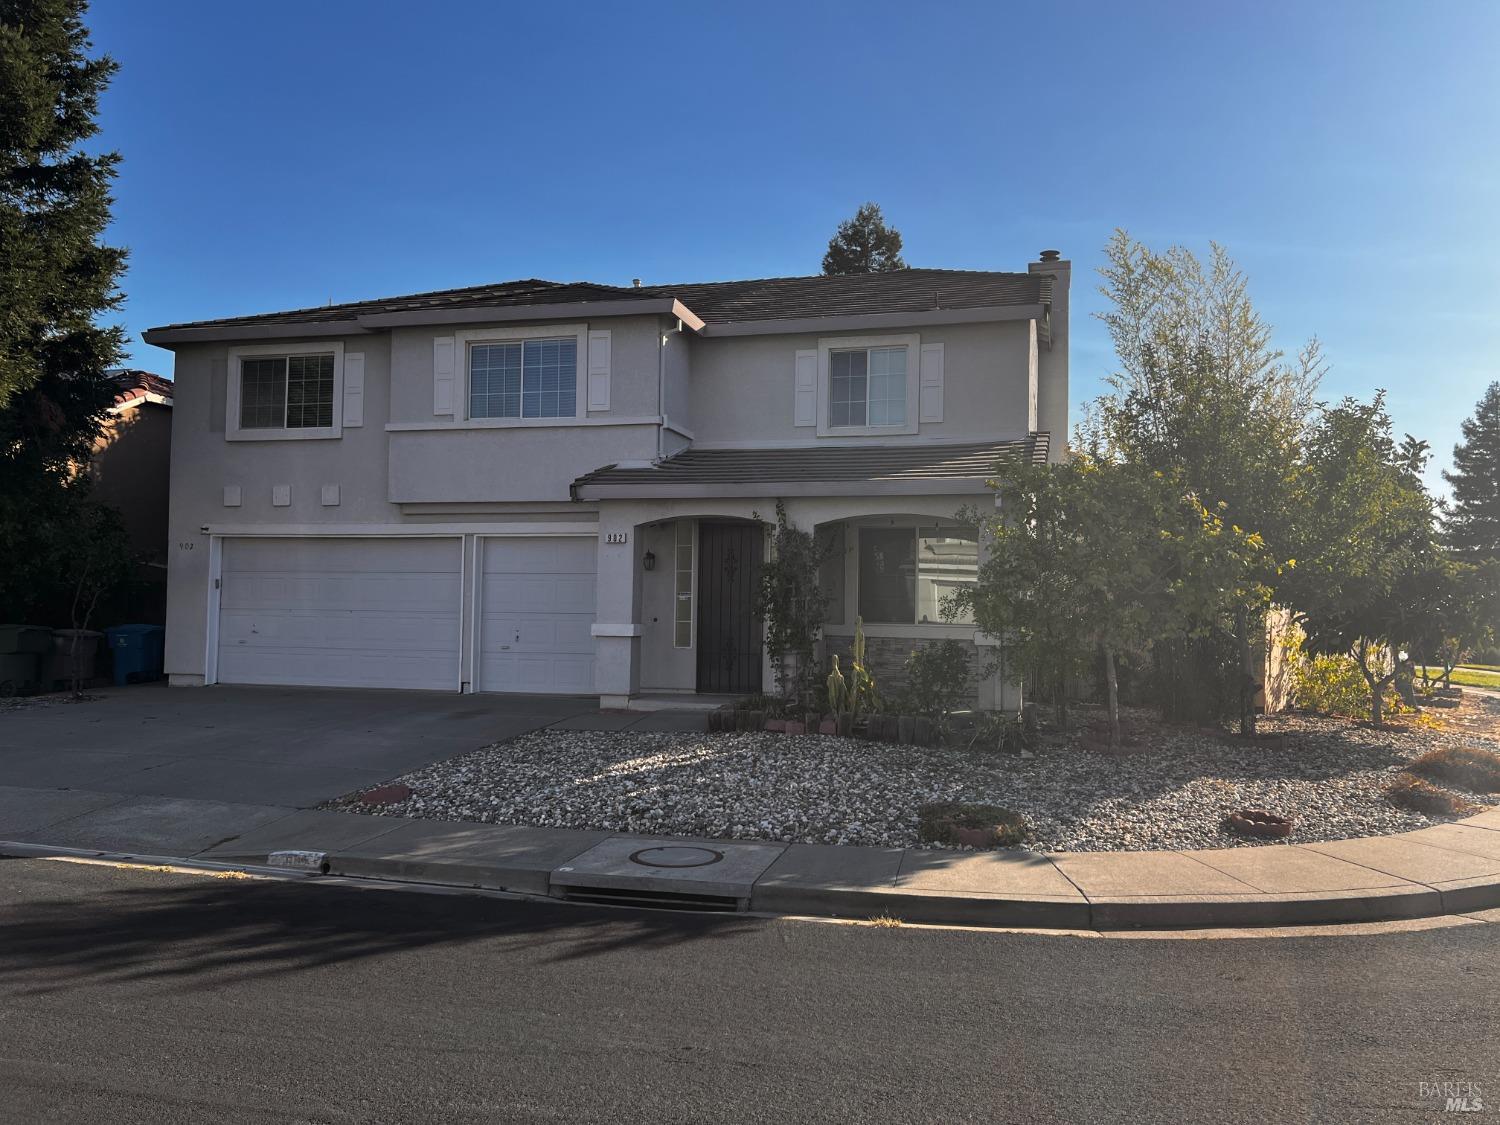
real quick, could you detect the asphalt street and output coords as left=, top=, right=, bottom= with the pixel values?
left=0, top=857, right=1494, bottom=1124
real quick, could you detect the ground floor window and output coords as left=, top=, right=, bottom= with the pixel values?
left=857, top=526, right=977, bottom=625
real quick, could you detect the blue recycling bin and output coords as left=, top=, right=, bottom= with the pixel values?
left=105, top=624, right=165, bottom=685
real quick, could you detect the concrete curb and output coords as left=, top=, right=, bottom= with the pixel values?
left=282, top=835, right=1500, bottom=931
left=9, top=803, right=1500, bottom=932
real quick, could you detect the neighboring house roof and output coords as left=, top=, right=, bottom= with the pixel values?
left=108, top=369, right=174, bottom=410
left=570, top=433, right=1049, bottom=500
left=142, top=269, right=1051, bottom=343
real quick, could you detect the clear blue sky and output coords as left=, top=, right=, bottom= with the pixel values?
left=90, top=0, right=1500, bottom=488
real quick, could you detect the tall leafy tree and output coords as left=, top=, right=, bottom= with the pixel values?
left=821, top=202, right=907, bottom=275
left=1083, top=231, right=1323, bottom=734
left=1408, top=556, right=1500, bottom=689
left=961, top=455, right=1272, bottom=745
left=1442, top=381, right=1500, bottom=562
left=1285, top=394, right=1438, bottom=726
left=0, top=0, right=131, bottom=623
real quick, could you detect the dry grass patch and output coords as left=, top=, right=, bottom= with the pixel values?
left=1409, top=745, right=1500, bottom=794
left=1384, top=773, right=1479, bottom=817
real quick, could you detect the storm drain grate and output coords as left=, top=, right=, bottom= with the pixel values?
left=556, top=884, right=744, bottom=913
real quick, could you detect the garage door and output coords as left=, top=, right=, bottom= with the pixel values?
left=477, top=537, right=596, bottom=693
left=217, top=537, right=462, bottom=690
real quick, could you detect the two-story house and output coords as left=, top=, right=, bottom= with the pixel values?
left=143, top=253, right=1069, bottom=709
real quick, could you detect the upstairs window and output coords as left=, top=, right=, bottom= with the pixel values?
left=470, top=337, right=577, bottom=419
left=829, top=345, right=907, bottom=428
left=238, top=353, right=334, bottom=429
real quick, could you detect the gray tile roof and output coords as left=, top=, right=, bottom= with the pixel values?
left=647, top=269, right=1048, bottom=325
left=570, top=434, right=1049, bottom=498
left=148, top=269, right=1049, bottom=333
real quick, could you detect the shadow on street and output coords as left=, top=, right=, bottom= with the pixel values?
left=0, top=858, right=758, bottom=995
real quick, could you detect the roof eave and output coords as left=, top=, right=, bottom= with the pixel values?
left=695, top=303, right=1046, bottom=338
left=144, top=297, right=707, bottom=348
left=356, top=296, right=704, bottom=331
left=571, top=477, right=997, bottom=501
left=142, top=321, right=372, bottom=346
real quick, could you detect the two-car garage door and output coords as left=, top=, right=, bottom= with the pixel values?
left=216, top=536, right=595, bottom=693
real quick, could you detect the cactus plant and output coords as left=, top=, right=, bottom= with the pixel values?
left=826, top=655, right=849, bottom=717
left=825, top=618, right=878, bottom=733
left=847, top=616, right=878, bottom=721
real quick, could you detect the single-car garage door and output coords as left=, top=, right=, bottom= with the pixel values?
left=217, top=537, right=462, bottom=690
left=477, top=537, right=596, bottom=694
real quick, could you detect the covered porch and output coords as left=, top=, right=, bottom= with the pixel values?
left=571, top=438, right=1046, bottom=711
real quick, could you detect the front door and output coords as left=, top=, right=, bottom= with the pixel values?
left=696, top=521, right=763, bottom=693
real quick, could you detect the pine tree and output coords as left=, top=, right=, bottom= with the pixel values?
left=1442, top=382, right=1500, bottom=562
left=0, top=0, right=132, bottom=623
left=821, top=202, right=907, bottom=275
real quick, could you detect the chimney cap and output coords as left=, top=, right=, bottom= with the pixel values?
left=1038, top=249, right=1062, bottom=263
left=631, top=278, right=642, bottom=288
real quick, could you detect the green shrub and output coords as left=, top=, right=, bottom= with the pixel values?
left=1410, top=746, right=1500, bottom=794
left=917, top=802, right=1028, bottom=848
left=1384, top=773, right=1478, bottom=817
left=895, top=640, right=974, bottom=720
left=1289, top=650, right=1403, bottom=719
left=966, top=709, right=1034, bottom=754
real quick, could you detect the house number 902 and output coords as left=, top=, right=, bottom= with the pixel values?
left=604, top=532, right=628, bottom=545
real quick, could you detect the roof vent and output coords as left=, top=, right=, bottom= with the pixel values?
left=1038, top=249, right=1061, bottom=263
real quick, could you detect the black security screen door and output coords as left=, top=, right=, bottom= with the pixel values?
left=696, top=521, right=763, bottom=693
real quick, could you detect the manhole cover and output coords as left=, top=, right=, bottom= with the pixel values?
left=628, top=846, right=724, bottom=869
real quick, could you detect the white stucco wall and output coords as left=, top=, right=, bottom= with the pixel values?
left=685, top=320, right=1036, bottom=447
left=163, top=336, right=409, bottom=681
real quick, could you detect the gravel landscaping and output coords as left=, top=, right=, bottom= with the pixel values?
left=327, top=696, right=1500, bottom=853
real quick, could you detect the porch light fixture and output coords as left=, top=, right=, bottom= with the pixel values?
left=642, top=550, right=656, bottom=571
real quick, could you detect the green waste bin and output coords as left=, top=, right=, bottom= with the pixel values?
left=46, top=629, right=104, bottom=690
left=0, top=624, right=51, bottom=655
left=0, top=653, right=41, bottom=695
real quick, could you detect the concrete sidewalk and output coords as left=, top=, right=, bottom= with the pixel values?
left=4, top=781, right=1499, bottom=930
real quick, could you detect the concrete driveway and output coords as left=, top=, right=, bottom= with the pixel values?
left=0, top=683, right=595, bottom=809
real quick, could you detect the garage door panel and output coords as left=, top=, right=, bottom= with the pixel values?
left=483, top=538, right=596, bottom=576
left=223, top=573, right=459, bottom=616
left=482, top=575, right=595, bottom=615
left=217, top=538, right=461, bottom=691
left=478, top=538, right=597, bottom=694
left=481, top=615, right=594, bottom=653
left=482, top=653, right=594, bottom=694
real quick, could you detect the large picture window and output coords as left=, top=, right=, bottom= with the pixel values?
left=829, top=345, right=907, bottom=428
left=470, top=337, right=577, bottom=419
left=857, top=526, right=977, bottom=625
left=238, top=353, right=335, bottom=429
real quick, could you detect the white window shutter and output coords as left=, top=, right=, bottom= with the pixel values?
left=793, top=349, right=817, bottom=427
left=343, top=352, right=365, bottom=427
left=587, top=330, right=611, bottom=411
left=919, top=343, right=944, bottom=423
left=433, top=336, right=456, bottom=416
